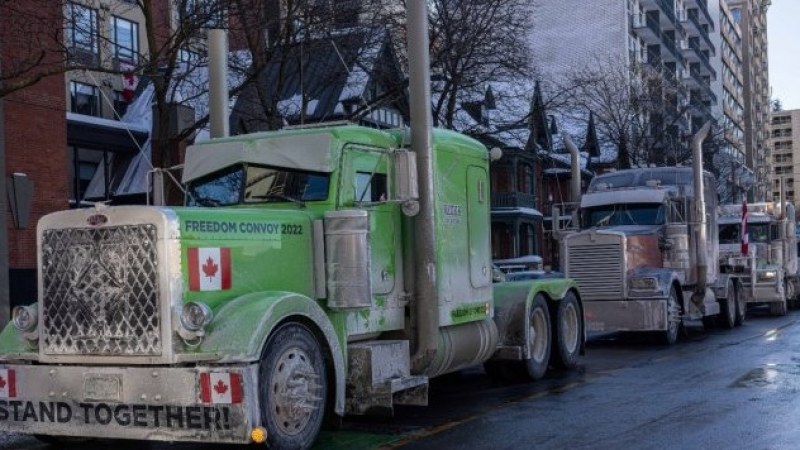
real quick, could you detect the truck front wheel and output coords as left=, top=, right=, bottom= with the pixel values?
left=659, top=287, right=681, bottom=345
left=259, top=322, right=327, bottom=450
left=551, top=291, right=581, bottom=370
left=717, top=280, right=736, bottom=329
left=525, top=295, right=552, bottom=380
left=734, top=282, right=746, bottom=326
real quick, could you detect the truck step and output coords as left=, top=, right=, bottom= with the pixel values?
left=345, top=340, right=429, bottom=416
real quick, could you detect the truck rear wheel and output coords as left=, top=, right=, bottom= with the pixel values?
left=525, top=295, right=552, bottom=380
left=259, top=322, right=327, bottom=450
left=734, top=282, right=746, bottom=326
left=551, top=291, right=581, bottom=370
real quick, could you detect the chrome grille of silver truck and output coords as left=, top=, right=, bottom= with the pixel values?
left=41, top=224, right=161, bottom=356
left=566, top=243, right=624, bottom=301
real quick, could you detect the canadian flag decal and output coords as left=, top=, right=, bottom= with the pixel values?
left=0, top=368, right=17, bottom=399
left=199, top=372, right=243, bottom=404
left=188, top=248, right=231, bottom=291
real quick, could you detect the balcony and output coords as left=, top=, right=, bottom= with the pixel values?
left=642, top=0, right=676, bottom=23
left=491, top=192, right=536, bottom=210
left=663, top=38, right=685, bottom=64
left=684, top=0, right=715, bottom=30
left=683, top=11, right=716, bottom=52
left=632, top=13, right=661, bottom=43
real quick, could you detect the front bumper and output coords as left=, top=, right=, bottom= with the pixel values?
left=0, top=363, right=259, bottom=444
left=585, top=299, right=668, bottom=333
left=741, top=280, right=784, bottom=303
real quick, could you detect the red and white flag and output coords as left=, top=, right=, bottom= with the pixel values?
left=187, top=248, right=232, bottom=291
left=119, top=61, right=138, bottom=102
left=741, top=200, right=749, bottom=256
left=0, top=368, right=17, bottom=399
left=199, top=372, right=242, bottom=404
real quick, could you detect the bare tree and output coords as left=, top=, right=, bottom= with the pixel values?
left=421, top=0, right=532, bottom=129
left=561, top=57, right=716, bottom=169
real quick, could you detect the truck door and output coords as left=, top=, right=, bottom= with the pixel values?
left=339, top=146, right=398, bottom=296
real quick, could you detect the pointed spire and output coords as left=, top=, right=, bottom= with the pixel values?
left=585, top=112, right=601, bottom=158
left=549, top=115, right=558, bottom=136
left=484, top=84, right=496, bottom=110
left=526, top=81, right=551, bottom=152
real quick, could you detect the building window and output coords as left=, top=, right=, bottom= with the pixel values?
left=517, top=163, right=534, bottom=194
left=70, top=81, right=101, bottom=117
left=113, top=91, right=129, bottom=118
left=111, top=16, right=139, bottom=65
left=519, top=223, right=537, bottom=256
left=68, top=146, right=107, bottom=206
left=66, top=2, right=99, bottom=65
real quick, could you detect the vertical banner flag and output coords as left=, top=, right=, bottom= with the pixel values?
left=188, top=248, right=232, bottom=291
left=741, top=200, right=749, bottom=256
left=119, top=61, right=138, bottom=102
left=0, top=368, right=17, bottom=399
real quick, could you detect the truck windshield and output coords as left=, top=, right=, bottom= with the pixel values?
left=748, top=223, right=770, bottom=243
left=581, top=203, right=666, bottom=228
left=719, top=224, right=740, bottom=244
left=186, top=164, right=330, bottom=207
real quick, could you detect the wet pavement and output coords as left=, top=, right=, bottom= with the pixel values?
left=3, top=307, right=800, bottom=449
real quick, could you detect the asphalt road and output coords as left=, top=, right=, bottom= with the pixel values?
left=2, top=307, right=799, bottom=449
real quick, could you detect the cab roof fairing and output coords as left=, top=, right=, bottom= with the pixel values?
left=580, top=189, right=668, bottom=209
left=182, top=132, right=337, bottom=183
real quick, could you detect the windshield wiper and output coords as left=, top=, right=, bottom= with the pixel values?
left=256, top=194, right=306, bottom=208
left=191, top=196, right=222, bottom=207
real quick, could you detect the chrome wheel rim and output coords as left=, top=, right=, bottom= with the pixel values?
left=530, top=307, right=548, bottom=362
left=561, top=302, right=579, bottom=355
left=269, top=346, right=322, bottom=436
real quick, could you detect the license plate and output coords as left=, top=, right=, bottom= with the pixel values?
left=84, top=374, right=121, bottom=401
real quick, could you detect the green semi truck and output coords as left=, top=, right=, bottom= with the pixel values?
left=0, top=124, right=584, bottom=448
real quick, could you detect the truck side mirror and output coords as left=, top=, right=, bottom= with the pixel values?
left=392, top=150, right=419, bottom=216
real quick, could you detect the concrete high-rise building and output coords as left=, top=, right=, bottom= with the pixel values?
left=709, top=0, right=747, bottom=201
left=767, top=109, right=800, bottom=207
left=529, top=0, right=718, bottom=162
left=724, top=0, right=771, bottom=200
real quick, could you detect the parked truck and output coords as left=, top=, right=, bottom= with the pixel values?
left=718, top=201, right=799, bottom=315
left=561, top=124, right=742, bottom=344
left=0, top=12, right=584, bottom=448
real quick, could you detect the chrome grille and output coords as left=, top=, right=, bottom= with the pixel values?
left=567, top=242, right=624, bottom=301
left=41, top=224, right=161, bottom=356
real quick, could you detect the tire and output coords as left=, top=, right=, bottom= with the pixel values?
left=734, top=281, right=746, bottom=326
left=525, top=295, right=552, bottom=380
left=550, top=291, right=581, bottom=370
left=770, top=299, right=788, bottom=316
left=259, top=322, right=327, bottom=450
left=717, top=281, right=736, bottom=329
left=785, top=280, right=797, bottom=310
left=660, top=287, right=681, bottom=345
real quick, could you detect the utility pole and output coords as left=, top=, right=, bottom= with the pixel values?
left=0, top=58, right=10, bottom=326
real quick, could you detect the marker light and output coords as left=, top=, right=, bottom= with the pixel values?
left=12, top=305, right=37, bottom=332
left=180, top=302, right=213, bottom=331
left=250, top=426, right=268, bottom=444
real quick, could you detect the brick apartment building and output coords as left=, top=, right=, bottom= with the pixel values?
left=0, top=0, right=175, bottom=319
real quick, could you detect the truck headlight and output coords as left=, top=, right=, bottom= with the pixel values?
left=758, top=271, right=777, bottom=282
left=630, top=277, right=659, bottom=290
left=12, top=305, right=37, bottom=332
left=180, top=302, right=213, bottom=331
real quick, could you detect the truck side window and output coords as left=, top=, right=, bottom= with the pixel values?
left=356, top=172, right=387, bottom=203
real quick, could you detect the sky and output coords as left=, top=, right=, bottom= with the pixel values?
left=767, top=0, right=800, bottom=110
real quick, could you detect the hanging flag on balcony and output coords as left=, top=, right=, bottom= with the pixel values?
left=119, top=61, right=138, bottom=102
left=741, top=199, right=749, bottom=256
